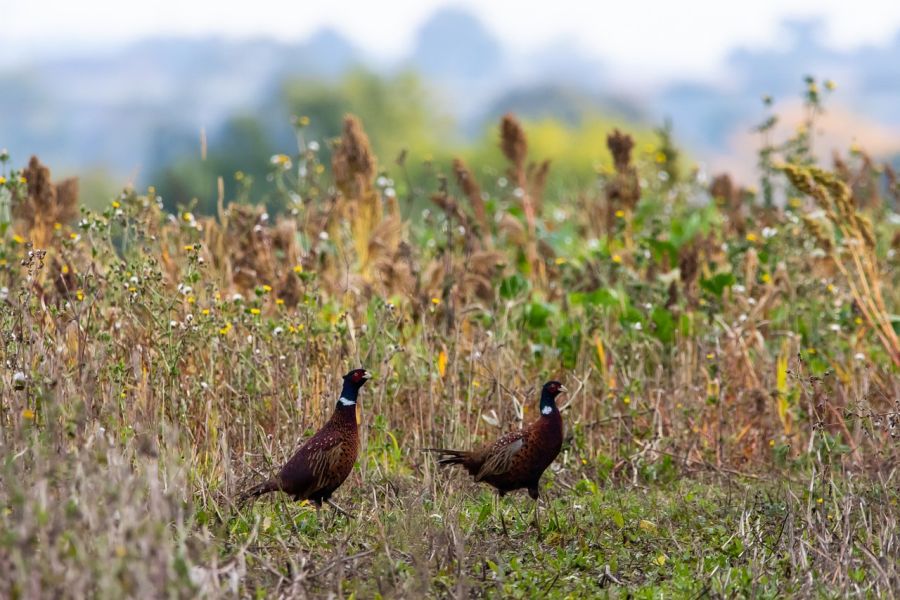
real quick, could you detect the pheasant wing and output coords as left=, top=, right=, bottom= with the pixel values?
left=280, top=430, right=346, bottom=498
left=475, top=431, right=524, bottom=481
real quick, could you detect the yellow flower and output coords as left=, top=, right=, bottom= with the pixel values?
left=234, top=170, right=245, bottom=181
left=262, top=284, right=272, bottom=293
left=293, top=265, right=303, bottom=274
left=473, top=380, right=480, bottom=388
left=806, top=348, right=816, bottom=355
left=187, top=296, right=196, bottom=304
left=183, top=245, right=193, bottom=252
left=655, top=554, right=667, bottom=567
left=745, top=233, right=758, bottom=242
left=654, top=152, right=666, bottom=163
left=611, top=254, right=622, bottom=264
left=249, top=308, right=261, bottom=315
left=22, top=409, right=35, bottom=420
left=554, top=257, right=567, bottom=265
left=581, top=458, right=588, bottom=465
left=623, top=395, right=631, bottom=405
left=12, top=234, right=25, bottom=244
left=826, top=284, right=835, bottom=294
left=182, top=212, right=194, bottom=222
left=824, top=80, right=836, bottom=91
left=431, top=297, right=441, bottom=305
left=54, top=222, right=62, bottom=231
left=201, top=308, right=210, bottom=316
left=296, top=324, right=305, bottom=331
left=275, top=298, right=285, bottom=305
left=437, top=350, right=448, bottom=378
left=761, top=273, right=771, bottom=283
left=0, top=176, right=6, bottom=185
left=769, top=439, right=776, bottom=447
left=788, top=197, right=803, bottom=209
left=817, top=497, right=824, bottom=504
left=271, top=154, right=292, bottom=169
left=61, top=265, right=70, bottom=275
left=18, top=176, right=27, bottom=184
left=298, top=115, right=310, bottom=126
left=111, top=201, right=121, bottom=209
left=614, top=209, right=625, bottom=218
left=69, top=232, right=78, bottom=240
left=706, top=353, right=714, bottom=360
left=75, top=289, right=84, bottom=301
left=854, top=317, right=862, bottom=325
left=219, top=322, right=232, bottom=335
left=128, top=286, right=136, bottom=293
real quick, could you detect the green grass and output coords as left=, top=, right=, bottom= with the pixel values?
left=203, top=470, right=898, bottom=597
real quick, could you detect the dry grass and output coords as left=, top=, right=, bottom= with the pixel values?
left=0, top=112, right=898, bottom=597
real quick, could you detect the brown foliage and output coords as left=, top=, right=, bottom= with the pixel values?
left=11, top=156, right=79, bottom=249
left=604, top=129, right=640, bottom=230
left=709, top=173, right=747, bottom=235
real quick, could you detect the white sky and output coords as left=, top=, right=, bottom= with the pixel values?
left=5, top=0, right=900, bottom=77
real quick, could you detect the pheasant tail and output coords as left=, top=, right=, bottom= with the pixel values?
left=425, top=448, right=473, bottom=467
left=237, top=478, right=279, bottom=505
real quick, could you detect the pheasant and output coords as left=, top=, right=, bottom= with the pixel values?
left=427, top=380, right=567, bottom=502
left=239, top=368, right=371, bottom=515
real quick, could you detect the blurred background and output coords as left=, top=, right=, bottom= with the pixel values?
left=4, top=0, right=900, bottom=211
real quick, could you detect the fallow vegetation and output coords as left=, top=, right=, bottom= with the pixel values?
left=1, top=78, right=898, bottom=597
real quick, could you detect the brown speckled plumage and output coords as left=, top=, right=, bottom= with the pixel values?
left=240, top=369, right=370, bottom=506
left=428, top=381, right=566, bottom=499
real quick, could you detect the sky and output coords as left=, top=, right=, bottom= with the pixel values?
left=5, top=0, right=900, bottom=78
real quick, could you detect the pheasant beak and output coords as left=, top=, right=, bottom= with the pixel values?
left=559, top=385, right=569, bottom=394
left=362, top=370, right=373, bottom=380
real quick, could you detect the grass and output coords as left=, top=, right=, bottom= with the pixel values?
left=0, top=83, right=899, bottom=597
left=210, top=472, right=898, bottom=597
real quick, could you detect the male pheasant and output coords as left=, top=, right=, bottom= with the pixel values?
left=239, top=368, right=371, bottom=514
left=428, top=381, right=567, bottom=500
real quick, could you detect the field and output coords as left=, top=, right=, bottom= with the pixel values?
left=1, top=88, right=899, bottom=597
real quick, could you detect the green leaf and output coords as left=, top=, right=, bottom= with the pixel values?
left=569, top=288, right=620, bottom=309
left=648, top=239, right=678, bottom=265
left=525, top=301, right=556, bottom=329
left=499, top=273, right=529, bottom=300
left=700, top=272, right=735, bottom=298
left=608, top=509, right=625, bottom=529
left=651, top=306, right=676, bottom=344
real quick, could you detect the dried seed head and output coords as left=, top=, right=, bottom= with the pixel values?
left=801, top=214, right=834, bottom=253
left=452, top=158, right=487, bottom=228
left=332, top=115, right=376, bottom=198
left=854, top=213, right=876, bottom=249
left=500, top=113, right=527, bottom=170
left=10, top=156, right=79, bottom=249
left=606, top=129, right=635, bottom=173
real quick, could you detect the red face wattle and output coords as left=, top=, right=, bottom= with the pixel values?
left=544, top=381, right=567, bottom=397
left=346, top=369, right=372, bottom=384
